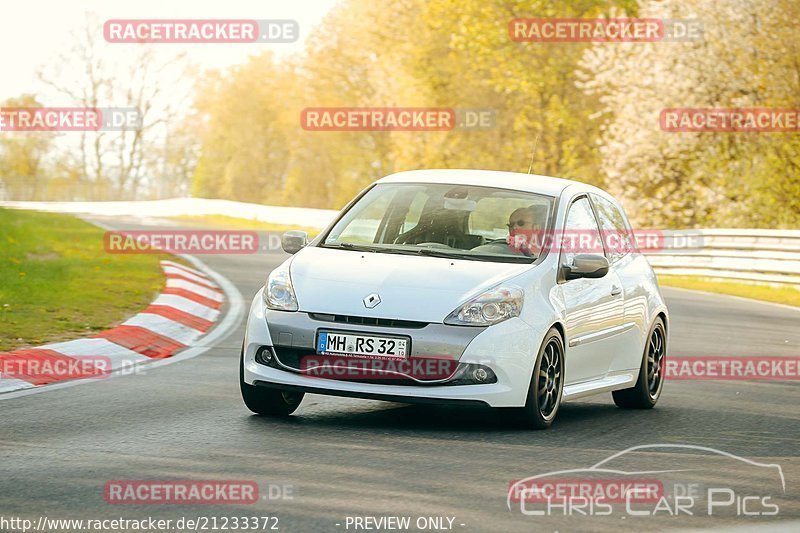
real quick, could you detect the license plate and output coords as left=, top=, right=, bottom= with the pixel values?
left=316, top=331, right=408, bottom=359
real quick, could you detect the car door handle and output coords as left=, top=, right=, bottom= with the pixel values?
left=611, top=285, right=622, bottom=296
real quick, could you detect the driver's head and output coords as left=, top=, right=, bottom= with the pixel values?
left=507, top=207, right=544, bottom=255
left=507, top=207, right=540, bottom=234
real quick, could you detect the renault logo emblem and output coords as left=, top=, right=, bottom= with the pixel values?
left=363, top=293, right=381, bottom=308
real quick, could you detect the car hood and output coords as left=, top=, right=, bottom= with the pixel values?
left=290, top=246, right=531, bottom=323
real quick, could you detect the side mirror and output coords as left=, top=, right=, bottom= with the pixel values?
left=564, top=253, right=609, bottom=280
left=281, top=230, right=308, bottom=254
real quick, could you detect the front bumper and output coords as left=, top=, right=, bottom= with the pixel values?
left=242, top=288, right=539, bottom=407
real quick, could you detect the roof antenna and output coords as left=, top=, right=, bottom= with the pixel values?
left=527, top=133, right=540, bottom=175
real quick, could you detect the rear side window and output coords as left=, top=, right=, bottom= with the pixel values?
left=591, top=194, right=635, bottom=263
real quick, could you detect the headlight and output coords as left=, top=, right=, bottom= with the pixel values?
left=444, top=286, right=523, bottom=326
left=263, top=265, right=298, bottom=311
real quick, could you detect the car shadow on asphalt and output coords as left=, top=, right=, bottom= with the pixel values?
left=241, top=399, right=676, bottom=437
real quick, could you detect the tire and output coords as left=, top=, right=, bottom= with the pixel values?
left=505, top=327, right=565, bottom=430
left=612, top=317, right=666, bottom=409
left=240, top=346, right=304, bottom=416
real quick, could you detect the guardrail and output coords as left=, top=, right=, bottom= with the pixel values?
left=644, top=229, right=800, bottom=286
left=0, top=198, right=339, bottom=230
left=2, top=198, right=798, bottom=286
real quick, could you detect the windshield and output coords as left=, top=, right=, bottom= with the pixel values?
left=321, top=182, right=555, bottom=263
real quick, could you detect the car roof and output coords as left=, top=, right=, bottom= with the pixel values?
left=377, top=169, right=602, bottom=198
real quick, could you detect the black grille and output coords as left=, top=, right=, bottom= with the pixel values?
left=309, top=313, right=428, bottom=329
left=267, top=345, right=464, bottom=386
left=270, top=346, right=311, bottom=368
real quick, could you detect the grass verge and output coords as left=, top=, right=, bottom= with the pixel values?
left=0, top=208, right=170, bottom=352
left=657, top=275, right=800, bottom=308
left=168, top=215, right=321, bottom=238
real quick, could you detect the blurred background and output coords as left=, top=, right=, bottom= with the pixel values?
left=0, top=0, right=798, bottom=229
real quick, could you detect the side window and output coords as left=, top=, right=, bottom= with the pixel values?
left=332, top=190, right=396, bottom=244
left=591, top=194, right=634, bottom=263
left=470, top=196, right=550, bottom=240
left=401, top=191, right=428, bottom=232
left=562, top=196, right=603, bottom=267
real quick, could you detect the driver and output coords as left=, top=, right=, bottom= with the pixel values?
left=472, top=206, right=546, bottom=256
left=506, top=207, right=543, bottom=255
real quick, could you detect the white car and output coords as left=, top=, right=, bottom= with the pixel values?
left=240, top=169, right=668, bottom=429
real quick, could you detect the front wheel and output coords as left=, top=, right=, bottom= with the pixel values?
left=505, top=327, right=565, bottom=430
left=612, top=317, right=666, bottom=409
left=240, top=347, right=304, bottom=416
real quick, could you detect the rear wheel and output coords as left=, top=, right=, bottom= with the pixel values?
left=612, top=317, right=666, bottom=409
left=505, top=328, right=564, bottom=429
left=240, top=347, right=304, bottom=416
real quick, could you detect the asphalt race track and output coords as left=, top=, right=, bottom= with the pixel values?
left=2, top=216, right=799, bottom=532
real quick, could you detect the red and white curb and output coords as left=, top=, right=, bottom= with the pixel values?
left=0, top=258, right=243, bottom=398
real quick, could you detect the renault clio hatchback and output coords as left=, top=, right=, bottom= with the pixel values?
left=240, top=169, right=668, bottom=429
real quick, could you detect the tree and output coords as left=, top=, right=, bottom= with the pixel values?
left=192, top=53, right=292, bottom=203
left=37, top=13, right=193, bottom=200
left=0, top=95, right=55, bottom=200
left=579, top=0, right=800, bottom=228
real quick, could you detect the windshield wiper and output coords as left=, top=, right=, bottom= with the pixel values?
left=323, top=242, right=415, bottom=255
left=323, top=243, right=532, bottom=262
left=323, top=242, right=379, bottom=251
left=417, top=248, right=495, bottom=261
left=415, top=248, right=531, bottom=263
